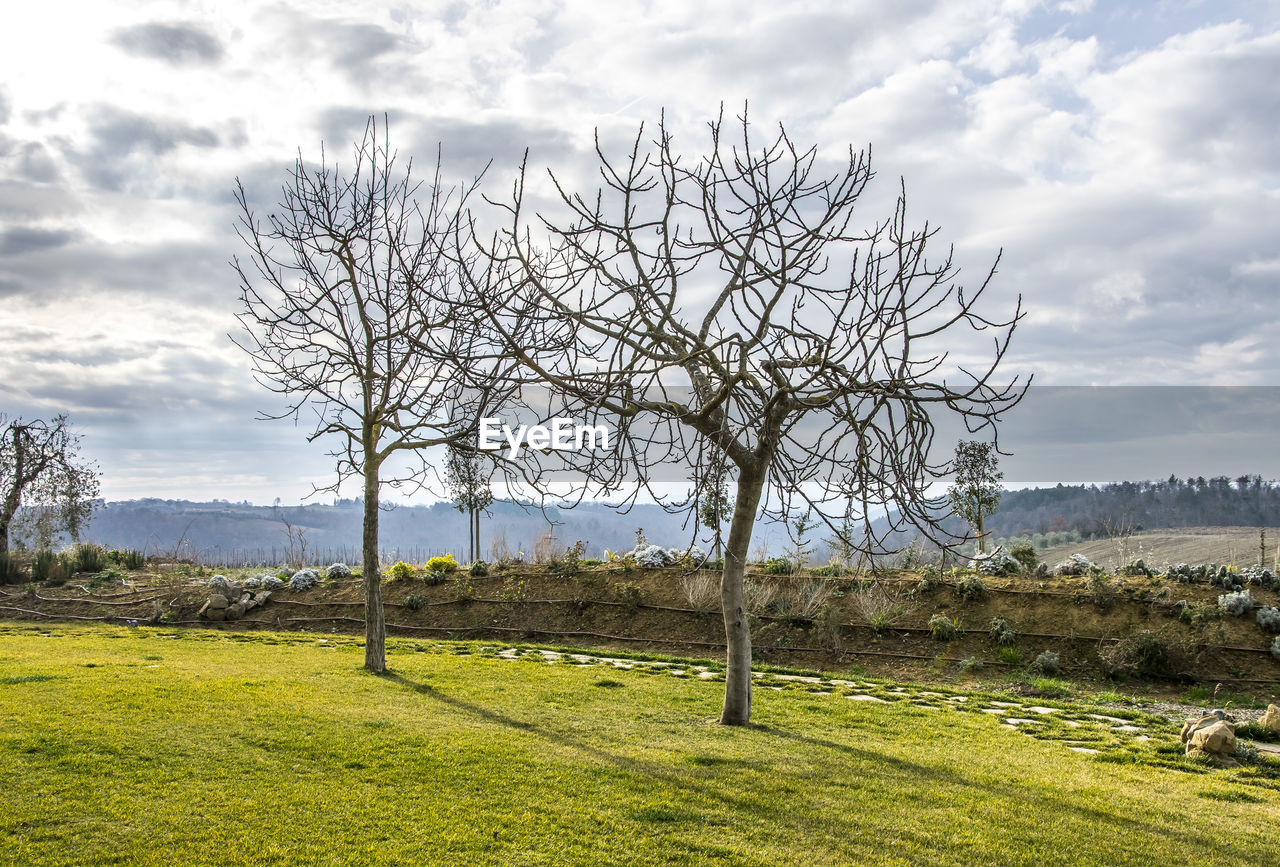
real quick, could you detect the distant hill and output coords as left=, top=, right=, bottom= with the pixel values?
left=80, top=498, right=721, bottom=566
left=980, top=475, right=1280, bottom=538
left=873, top=475, right=1280, bottom=555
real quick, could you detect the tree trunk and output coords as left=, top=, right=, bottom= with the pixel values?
left=720, top=470, right=765, bottom=726
left=978, top=513, right=986, bottom=554
left=474, top=507, right=481, bottom=564
left=362, top=457, right=386, bottom=673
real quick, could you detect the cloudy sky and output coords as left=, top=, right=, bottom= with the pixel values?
left=2, top=0, right=1278, bottom=503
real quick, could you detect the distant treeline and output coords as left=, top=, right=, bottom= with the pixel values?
left=982, top=475, right=1280, bottom=539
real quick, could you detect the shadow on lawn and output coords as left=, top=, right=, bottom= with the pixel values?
left=377, top=671, right=1231, bottom=856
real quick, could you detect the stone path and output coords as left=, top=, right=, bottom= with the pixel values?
left=482, top=644, right=1172, bottom=762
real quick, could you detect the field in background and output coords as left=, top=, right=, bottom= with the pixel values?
left=1036, top=526, right=1278, bottom=572
left=1, top=624, right=1277, bottom=864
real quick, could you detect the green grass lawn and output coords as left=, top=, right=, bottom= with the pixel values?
left=0, top=623, right=1275, bottom=865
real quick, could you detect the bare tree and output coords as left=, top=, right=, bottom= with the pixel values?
left=948, top=440, right=1004, bottom=554
left=0, top=413, right=100, bottom=554
left=459, top=107, right=1025, bottom=724
left=444, top=442, right=494, bottom=563
left=231, top=117, right=508, bottom=673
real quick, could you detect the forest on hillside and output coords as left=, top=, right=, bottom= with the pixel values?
left=981, top=475, right=1280, bottom=538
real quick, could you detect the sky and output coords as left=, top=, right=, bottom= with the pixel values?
left=2, top=0, right=1278, bottom=504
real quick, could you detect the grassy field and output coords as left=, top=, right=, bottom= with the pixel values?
left=1, top=623, right=1276, bottom=865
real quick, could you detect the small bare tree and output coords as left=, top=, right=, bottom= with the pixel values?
left=232, top=117, right=509, bottom=673
left=459, top=107, right=1025, bottom=724
left=1, top=414, right=100, bottom=554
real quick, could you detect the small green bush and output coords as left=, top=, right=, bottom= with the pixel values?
left=929, top=614, right=959, bottom=641
left=468, top=560, right=489, bottom=578
left=614, top=582, right=644, bottom=608
left=956, top=574, right=987, bottom=602
left=1101, top=628, right=1189, bottom=679
left=763, top=557, right=794, bottom=575
left=915, top=565, right=941, bottom=593
left=106, top=548, right=146, bottom=569
left=0, top=551, right=20, bottom=584
left=1089, top=572, right=1117, bottom=610
left=989, top=617, right=1016, bottom=646
left=386, top=561, right=418, bottom=582
left=958, top=655, right=984, bottom=673
left=69, top=543, right=105, bottom=575
left=997, top=647, right=1022, bottom=665
left=1008, top=541, right=1038, bottom=573
left=425, top=553, right=459, bottom=574
left=424, top=570, right=447, bottom=586
left=404, top=594, right=428, bottom=611
left=32, top=550, right=67, bottom=586
left=1272, top=636, right=1280, bottom=662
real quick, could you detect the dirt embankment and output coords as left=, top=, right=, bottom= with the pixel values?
left=5, top=560, right=1280, bottom=694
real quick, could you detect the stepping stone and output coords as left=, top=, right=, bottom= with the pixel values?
left=1088, top=714, right=1129, bottom=724
left=990, top=700, right=1021, bottom=708
left=1068, top=747, right=1099, bottom=754
left=1004, top=718, right=1039, bottom=725
left=1027, top=706, right=1061, bottom=714
left=848, top=694, right=887, bottom=703
left=1113, top=725, right=1142, bottom=733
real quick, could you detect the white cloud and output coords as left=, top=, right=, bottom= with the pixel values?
left=1, top=0, right=1277, bottom=499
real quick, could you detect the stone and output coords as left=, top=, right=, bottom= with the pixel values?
left=207, top=594, right=229, bottom=610
left=1187, top=721, right=1237, bottom=764
left=205, top=608, right=226, bottom=622
left=226, top=602, right=246, bottom=619
left=1180, top=710, right=1224, bottom=743
left=1259, top=704, right=1280, bottom=734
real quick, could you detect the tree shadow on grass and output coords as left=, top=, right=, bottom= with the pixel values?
left=379, top=671, right=1247, bottom=859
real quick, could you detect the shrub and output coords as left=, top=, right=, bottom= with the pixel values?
left=0, top=552, right=19, bottom=584
left=630, top=544, right=673, bottom=569
left=997, top=647, right=1022, bottom=664
left=69, top=543, right=105, bottom=575
left=425, top=553, right=459, bottom=574
left=424, top=570, right=447, bottom=586
left=35, top=551, right=69, bottom=586
left=972, top=546, right=1020, bottom=576
left=989, top=617, right=1016, bottom=646
left=106, top=548, right=146, bottom=569
left=959, top=655, right=984, bottom=672
left=929, top=614, right=959, bottom=641
left=1029, top=650, right=1060, bottom=675
left=404, top=594, right=428, bottom=611
left=1101, top=628, right=1190, bottom=678
left=915, top=565, right=942, bottom=593
left=613, top=582, right=643, bottom=608
left=468, top=560, right=489, bottom=577
left=851, top=582, right=905, bottom=633
left=763, top=557, right=794, bottom=575
left=679, top=571, right=720, bottom=612
left=1053, top=553, right=1095, bottom=577
left=1008, top=541, right=1038, bottom=573
left=810, top=603, right=843, bottom=652
left=386, top=561, right=417, bottom=582
left=289, top=569, right=319, bottom=591
left=956, top=574, right=987, bottom=602
left=325, top=563, right=352, bottom=580
left=1272, top=636, right=1280, bottom=662
left=1218, top=589, right=1254, bottom=617
left=1117, top=559, right=1148, bottom=577
left=1088, top=572, right=1117, bottom=610
left=744, top=578, right=780, bottom=613
left=1256, top=606, right=1280, bottom=634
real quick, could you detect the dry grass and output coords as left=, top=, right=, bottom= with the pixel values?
left=679, top=571, right=721, bottom=612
